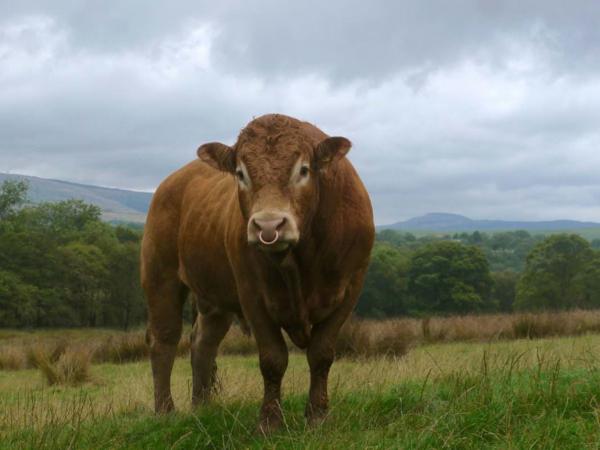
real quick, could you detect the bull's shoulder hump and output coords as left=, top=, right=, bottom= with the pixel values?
left=330, top=159, right=373, bottom=220
left=149, top=160, right=218, bottom=210
left=317, top=158, right=375, bottom=262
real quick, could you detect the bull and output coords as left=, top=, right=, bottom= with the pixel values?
left=141, top=113, right=374, bottom=431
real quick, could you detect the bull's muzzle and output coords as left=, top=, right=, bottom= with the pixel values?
left=248, top=212, right=299, bottom=251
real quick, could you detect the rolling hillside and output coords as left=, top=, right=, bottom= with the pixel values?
left=380, top=212, right=600, bottom=233
left=0, top=173, right=152, bottom=223
left=3, top=174, right=599, bottom=234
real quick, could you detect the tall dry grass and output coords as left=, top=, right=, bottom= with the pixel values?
left=25, top=340, right=93, bottom=386
left=92, top=332, right=189, bottom=364
left=0, top=346, right=27, bottom=370
left=336, top=318, right=419, bottom=358
left=4, top=309, right=600, bottom=372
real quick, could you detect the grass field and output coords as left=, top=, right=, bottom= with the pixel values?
left=3, top=331, right=600, bottom=449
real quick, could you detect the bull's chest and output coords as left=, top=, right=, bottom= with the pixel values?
left=260, top=274, right=347, bottom=327
left=250, top=251, right=350, bottom=348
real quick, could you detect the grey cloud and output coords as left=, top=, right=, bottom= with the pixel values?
left=3, top=1, right=600, bottom=80
left=1, top=1, right=600, bottom=224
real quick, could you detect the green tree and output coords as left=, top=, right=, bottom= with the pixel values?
left=377, top=230, right=417, bottom=248
left=16, top=200, right=102, bottom=244
left=56, top=242, right=109, bottom=326
left=491, top=270, right=519, bottom=312
left=408, top=241, right=493, bottom=314
left=0, top=179, right=28, bottom=221
left=357, top=243, right=410, bottom=317
left=0, top=270, right=38, bottom=327
left=515, top=234, right=593, bottom=311
left=105, top=241, right=145, bottom=329
left=578, top=251, right=600, bottom=309
left=0, top=180, right=153, bottom=328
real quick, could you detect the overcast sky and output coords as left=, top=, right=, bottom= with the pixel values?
left=1, top=1, right=600, bottom=224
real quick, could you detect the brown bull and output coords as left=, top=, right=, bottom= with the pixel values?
left=141, top=113, right=374, bottom=430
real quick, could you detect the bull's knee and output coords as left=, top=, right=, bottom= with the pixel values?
left=308, top=345, right=334, bottom=376
left=148, top=320, right=182, bottom=351
left=259, top=351, right=288, bottom=385
left=258, top=347, right=288, bottom=408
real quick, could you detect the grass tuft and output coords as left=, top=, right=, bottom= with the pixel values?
left=336, top=318, right=414, bottom=358
left=29, top=345, right=93, bottom=386
left=0, top=345, right=27, bottom=370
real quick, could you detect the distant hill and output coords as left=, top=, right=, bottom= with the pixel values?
left=0, top=173, right=152, bottom=223
left=3, top=175, right=599, bottom=233
left=380, top=212, right=600, bottom=233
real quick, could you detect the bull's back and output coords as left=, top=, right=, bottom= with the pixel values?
left=142, top=160, right=241, bottom=311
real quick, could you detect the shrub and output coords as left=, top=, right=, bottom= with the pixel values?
left=336, top=319, right=413, bottom=358
left=94, top=333, right=148, bottom=364
left=29, top=345, right=92, bottom=386
left=336, top=320, right=371, bottom=358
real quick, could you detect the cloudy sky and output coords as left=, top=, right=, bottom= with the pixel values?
left=1, top=1, right=600, bottom=224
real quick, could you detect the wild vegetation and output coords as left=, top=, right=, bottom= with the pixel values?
left=4, top=309, right=600, bottom=379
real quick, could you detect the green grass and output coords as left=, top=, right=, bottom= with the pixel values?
left=3, top=334, right=600, bottom=448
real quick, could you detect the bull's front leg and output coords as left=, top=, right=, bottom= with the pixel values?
left=242, top=297, right=289, bottom=433
left=305, top=277, right=365, bottom=424
left=256, top=323, right=288, bottom=433
left=305, top=315, right=344, bottom=424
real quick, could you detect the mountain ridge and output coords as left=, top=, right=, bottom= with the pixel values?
left=380, top=212, right=600, bottom=232
left=0, top=173, right=152, bottom=223
left=2, top=173, right=599, bottom=231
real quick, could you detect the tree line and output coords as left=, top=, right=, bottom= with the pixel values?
left=0, top=180, right=145, bottom=328
left=1, top=179, right=599, bottom=328
left=359, top=229, right=600, bottom=317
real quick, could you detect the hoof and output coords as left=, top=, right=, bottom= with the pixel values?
left=305, top=405, right=328, bottom=426
left=191, top=394, right=210, bottom=408
left=257, top=415, right=283, bottom=435
left=155, top=398, right=175, bottom=414
left=192, top=385, right=217, bottom=407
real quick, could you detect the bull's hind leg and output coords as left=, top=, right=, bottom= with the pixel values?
left=190, top=306, right=232, bottom=406
left=145, top=277, right=188, bottom=413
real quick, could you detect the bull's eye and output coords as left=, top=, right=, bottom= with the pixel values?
left=236, top=170, right=244, bottom=182
left=299, top=166, right=309, bottom=177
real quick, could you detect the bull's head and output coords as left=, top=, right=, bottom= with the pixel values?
left=197, top=118, right=351, bottom=253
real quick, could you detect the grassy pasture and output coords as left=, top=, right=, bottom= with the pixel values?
left=3, top=331, right=600, bottom=448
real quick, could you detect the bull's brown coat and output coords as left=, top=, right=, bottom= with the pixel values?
left=142, top=114, right=374, bottom=430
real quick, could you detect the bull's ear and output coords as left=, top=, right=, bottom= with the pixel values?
left=315, top=137, right=352, bottom=170
left=197, top=142, right=236, bottom=173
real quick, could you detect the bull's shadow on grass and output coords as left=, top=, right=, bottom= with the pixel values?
left=4, top=362, right=600, bottom=450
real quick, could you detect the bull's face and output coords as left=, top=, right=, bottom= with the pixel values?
left=197, top=128, right=351, bottom=253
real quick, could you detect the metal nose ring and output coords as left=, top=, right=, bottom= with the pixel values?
left=258, top=230, right=279, bottom=245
